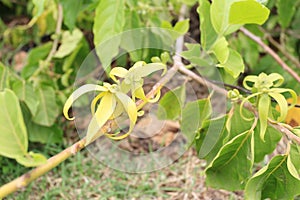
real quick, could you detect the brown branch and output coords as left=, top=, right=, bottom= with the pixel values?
left=263, top=30, right=300, bottom=69
left=240, top=27, right=300, bottom=84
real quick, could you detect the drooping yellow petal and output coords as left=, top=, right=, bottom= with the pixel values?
left=91, top=92, right=107, bottom=115
left=63, top=84, right=108, bottom=120
left=109, top=67, right=128, bottom=83
left=268, top=73, right=284, bottom=87
left=86, top=93, right=116, bottom=144
left=108, top=92, right=137, bottom=140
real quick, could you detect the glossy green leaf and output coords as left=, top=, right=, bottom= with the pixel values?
left=181, top=43, right=213, bottom=67
left=86, top=93, right=116, bottom=144
left=229, top=0, right=270, bottom=25
left=21, top=42, right=52, bottom=79
left=63, top=84, right=108, bottom=120
left=210, top=0, right=241, bottom=35
left=205, top=130, right=253, bottom=191
left=16, top=152, right=47, bottom=167
left=60, top=0, right=83, bottom=30
left=12, top=81, right=39, bottom=116
left=218, top=48, right=245, bottom=78
left=0, top=89, right=28, bottom=159
left=32, top=86, right=59, bottom=126
left=211, top=36, right=229, bottom=63
left=245, top=155, right=300, bottom=200
left=157, top=85, right=186, bottom=120
left=276, top=0, right=296, bottom=28
left=93, top=0, right=125, bottom=71
left=198, top=0, right=218, bottom=50
left=0, top=62, right=7, bottom=91
left=54, top=29, right=83, bottom=58
left=258, top=93, right=270, bottom=141
left=253, top=123, right=281, bottom=162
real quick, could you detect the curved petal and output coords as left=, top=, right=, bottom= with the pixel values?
left=63, top=84, right=108, bottom=120
left=109, top=67, right=128, bottom=83
left=268, top=92, right=287, bottom=122
left=269, top=88, right=297, bottom=108
left=243, top=75, right=258, bottom=91
left=268, top=73, right=284, bottom=87
left=240, top=93, right=260, bottom=121
left=91, top=92, right=107, bottom=115
left=108, top=92, right=137, bottom=140
left=86, top=93, right=116, bottom=144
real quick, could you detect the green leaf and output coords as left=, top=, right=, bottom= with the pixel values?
left=210, top=0, right=241, bottom=35
left=289, top=144, right=300, bottom=175
left=210, top=36, right=229, bottom=63
left=32, top=86, right=59, bottom=126
left=0, top=89, right=28, bottom=159
left=217, top=48, right=245, bottom=78
left=16, top=152, right=47, bottom=167
left=60, top=0, right=83, bottom=30
left=93, top=0, right=125, bottom=71
left=157, top=85, right=186, bottom=120
left=21, top=42, right=52, bottom=79
left=181, top=98, right=212, bottom=142
left=0, top=62, right=7, bottom=91
left=276, top=0, right=296, bottom=28
left=54, top=29, right=83, bottom=58
left=173, top=19, right=190, bottom=35
left=253, top=124, right=281, bottom=163
left=258, top=93, right=270, bottom=141
left=229, top=0, right=270, bottom=25
left=12, top=81, right=39, bottom=116
left=245, top=155, right=300, bottom=200
left=181, top=43, right=213, bottom=66
left=205, top=130, right=253, bottom=191
left=198, top=0, right=218, bottom=50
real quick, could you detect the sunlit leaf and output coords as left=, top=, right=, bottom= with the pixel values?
left=211, top=36, right=229, bottom=63
left=229, top=0, right=270, bottom=25
left=16, top=152, right=47, bottom=167
left=54, top=29, right=83, bottom=58
left=0, top=89, right=28, bottom=159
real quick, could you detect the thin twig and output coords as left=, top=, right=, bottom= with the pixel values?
left=240, top=27, right=300, bottom=84
left=262, top=29, right=300, bottom=69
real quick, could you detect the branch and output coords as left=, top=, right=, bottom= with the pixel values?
left=240, top=27, right=300, bottom=84
left=262, top=29, right=300, bottom=69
